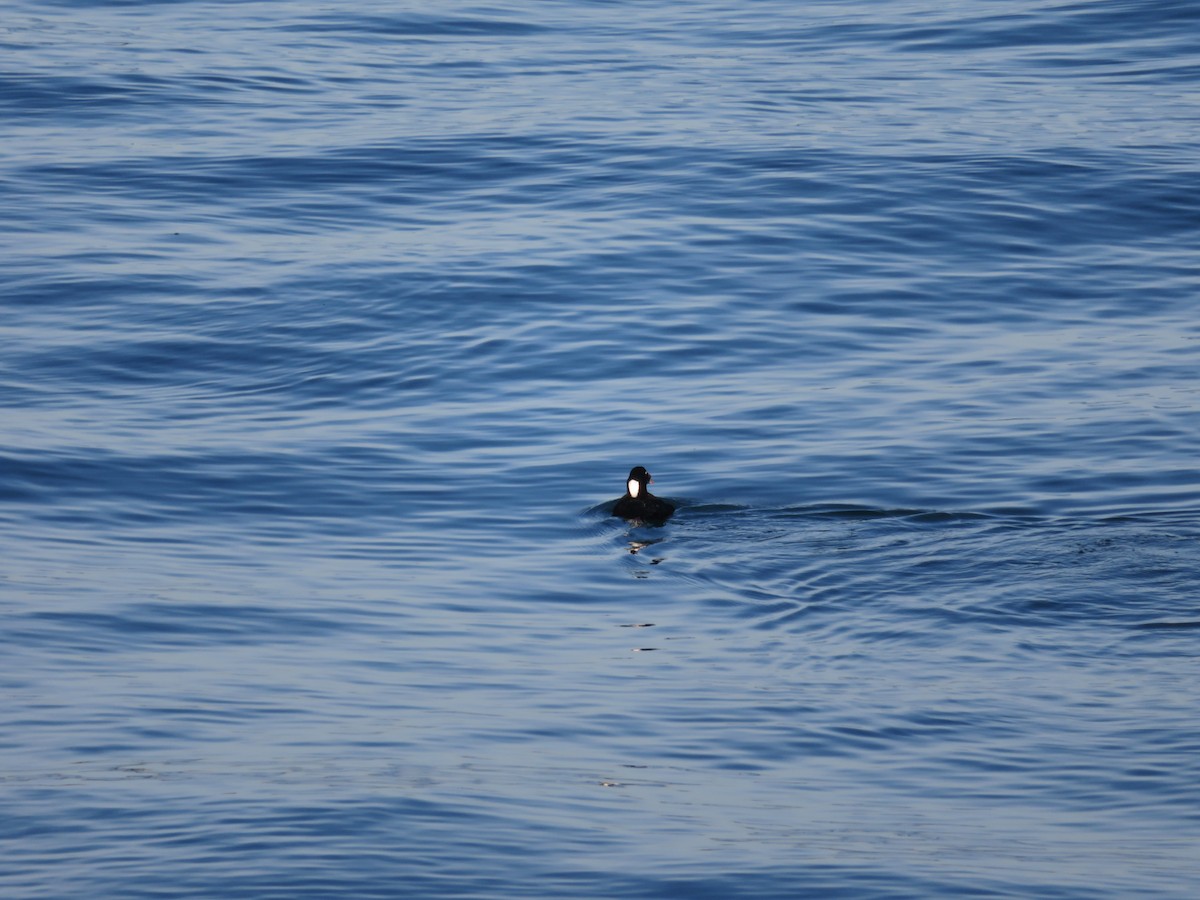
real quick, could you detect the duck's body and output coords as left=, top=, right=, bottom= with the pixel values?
left=612, top=466, right=675, bottom=525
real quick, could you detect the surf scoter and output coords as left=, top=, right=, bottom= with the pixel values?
left=612, top=466, right=675, bottom=525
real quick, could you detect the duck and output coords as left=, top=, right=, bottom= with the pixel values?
left=612, top=466, right=675, bottom=525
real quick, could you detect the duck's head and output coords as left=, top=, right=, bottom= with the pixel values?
left=626, top=466, right=652, bottom=498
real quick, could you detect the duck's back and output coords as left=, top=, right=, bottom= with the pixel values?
left=614, top=492, right=674, bottom=524
left=612, top=495, right=641, bottom=518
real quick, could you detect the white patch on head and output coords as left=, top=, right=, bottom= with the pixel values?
left=627, top=479, right=640, bottom=498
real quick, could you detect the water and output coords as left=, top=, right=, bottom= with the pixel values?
left=3, top=1, right=1199, bottom=897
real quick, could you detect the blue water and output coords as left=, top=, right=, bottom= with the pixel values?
left=3, top=1, right=1200, bottom=897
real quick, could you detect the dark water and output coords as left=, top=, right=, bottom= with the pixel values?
left=3, top=1, right=1200, bottom=897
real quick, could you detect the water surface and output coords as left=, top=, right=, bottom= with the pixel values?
left=3, top=1, right=1200, bottom=897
